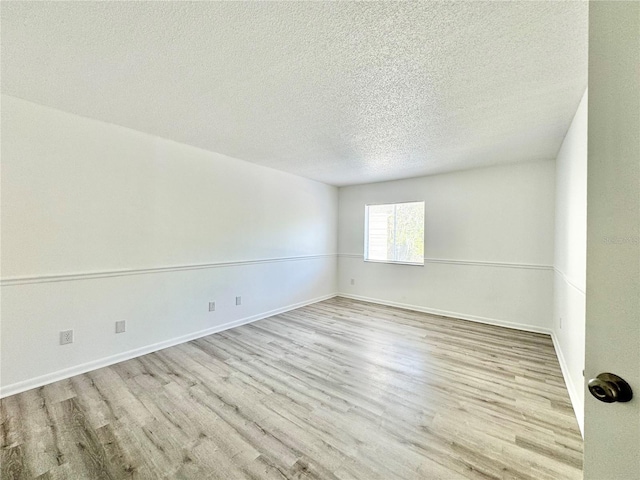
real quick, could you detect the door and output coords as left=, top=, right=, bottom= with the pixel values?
left=585, top=2, right=639, bottom=479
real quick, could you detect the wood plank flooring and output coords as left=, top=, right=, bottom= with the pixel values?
left=1, top=297, right=583, bottom=479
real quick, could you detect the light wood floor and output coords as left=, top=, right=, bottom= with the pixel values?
left=1, top=297, right=583, bottom=479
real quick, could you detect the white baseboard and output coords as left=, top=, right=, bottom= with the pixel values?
left=0, top=293, right=338, bottom=398
left=337, top=293, right=553, bottom=335
left=551, top=332, right=584, bottom=437
left=3, top=291, right=585, bottom=440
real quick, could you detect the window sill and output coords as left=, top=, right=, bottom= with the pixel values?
left=363, top=259, right=424, bottom=267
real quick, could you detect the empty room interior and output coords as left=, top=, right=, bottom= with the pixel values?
left=1, top=2, right=639, bottom=480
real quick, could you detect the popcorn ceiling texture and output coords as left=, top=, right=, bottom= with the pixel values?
left=1, top=1, right=587, bottom=186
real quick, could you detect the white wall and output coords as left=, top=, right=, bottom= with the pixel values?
left=552, top=89, right=587, bottom=435
left=338, top=160, right=556, bottom=332
left=0, top=95, right=338, bottom=396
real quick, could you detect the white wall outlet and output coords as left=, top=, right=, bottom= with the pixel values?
left=115, top=320, right=126, bottom=334
left=350, top=278, right=355, bottom=285
left=235, top=296, right=242, bottom=306
left=209, top=301, right=216, bottom=312
left=60, top=329, right=74, bottom=345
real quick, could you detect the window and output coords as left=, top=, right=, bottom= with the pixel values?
left=364, top=201, right=425, bottom=265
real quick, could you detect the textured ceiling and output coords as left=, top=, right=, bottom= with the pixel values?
left=1, top=1, right=587, bottom=186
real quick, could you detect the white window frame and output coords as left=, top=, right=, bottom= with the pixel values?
left=364, top=201, right=425, bottom=266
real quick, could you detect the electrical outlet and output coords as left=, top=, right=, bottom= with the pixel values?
left=209, top=301, right=216, bottom=312
left=350, top=278, right=355, bottom=285
left=235, top=296, right=242, bottom=306
left=60, top=329, right=74, bottom=345
left=559, top=317, right=563, bottom=329
left=115, top=320, right=126, bottom=334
